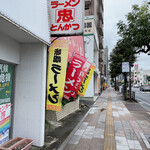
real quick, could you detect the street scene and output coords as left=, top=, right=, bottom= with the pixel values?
left=0, top=0, right=150, bottom=150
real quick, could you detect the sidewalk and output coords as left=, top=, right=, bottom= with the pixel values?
left=58, top=87, right=150, bottom=150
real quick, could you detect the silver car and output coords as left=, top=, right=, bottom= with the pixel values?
left=140, top=85, right=150, bottom=91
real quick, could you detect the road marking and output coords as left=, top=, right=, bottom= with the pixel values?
left=136, top=98, right=150, bottom=107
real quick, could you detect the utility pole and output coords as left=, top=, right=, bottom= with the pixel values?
left=129, top=63, right=132, bottom=101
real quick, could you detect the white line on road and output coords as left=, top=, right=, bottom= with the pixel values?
left=136, top=98, right=150, bottom=107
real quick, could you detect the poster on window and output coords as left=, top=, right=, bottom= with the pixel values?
left=0, top=103, right=11, bottom=145
left=50, top=0, right=84, bottom=35
left=46, top=40, right=69, bottom=112
left=78, top=65, right=95, bottom=97
left=63, top=53, right=87, bottom=100
left=0, top=64, right=13, bottom=105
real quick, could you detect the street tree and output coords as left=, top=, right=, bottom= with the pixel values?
left=109, top=48, right=122, bottom=90
left=146, top=75, right=150, bottom=82
left=117, top=1, right=150, bottom=55
left=116, top=39, right=137, bottom=99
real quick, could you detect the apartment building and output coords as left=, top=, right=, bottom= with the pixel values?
left=85, top=0, right=104, bottom=91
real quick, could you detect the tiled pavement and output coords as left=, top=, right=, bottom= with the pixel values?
left=58, top=87, right=150, bottom=150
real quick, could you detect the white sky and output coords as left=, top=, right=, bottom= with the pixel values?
left=104, top=0, right=150, bottom=70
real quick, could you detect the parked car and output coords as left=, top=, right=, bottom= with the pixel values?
left=133, top=84, right=139, bottom=88
left=140, top=85, right=150, bottom=91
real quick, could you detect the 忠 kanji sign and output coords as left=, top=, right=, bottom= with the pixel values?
left=50, top=0, right=84, bottom=35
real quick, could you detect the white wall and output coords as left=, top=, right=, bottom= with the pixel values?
left=85, top=75, right=94, bottom=97
left=0, top=0, right=50, bottom=44
left=13, top=43, right=47, bottom=147
left=94, top=73, right=99, bottom=94
left=0, top=33, right=20, bottom=64
left=84, top=36, right=94, bottom=97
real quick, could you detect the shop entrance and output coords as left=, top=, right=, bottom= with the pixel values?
left=0, top=63, right=14, bottom=145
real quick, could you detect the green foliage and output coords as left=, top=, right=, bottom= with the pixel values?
left=109, top=48, right=122, bottom=78
left=62, top=95, right=79, bottom=106
left=117, top=1, right=150, bottom=54
left=147, top=75, right=150, bottom=81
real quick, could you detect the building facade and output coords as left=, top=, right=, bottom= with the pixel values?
left=0, top=0, right=50, bottom=147
left=103, top=46, right=109, bottom=84
left=85, top=0, right=104, bottom=91
left=83, top=16, right=99, bottom=100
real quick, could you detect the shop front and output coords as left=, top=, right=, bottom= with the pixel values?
left=0, top=0, right=50, bottom=147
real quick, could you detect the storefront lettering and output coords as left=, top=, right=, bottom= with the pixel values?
left=50, top=0, right=81, bottom=33
left=51, top=23, right=79, bottom=31
left=48, top=48, right=62, bottom=104
left=51, top=0, right=80, bottom=8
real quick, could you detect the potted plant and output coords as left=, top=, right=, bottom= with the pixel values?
left=0, top=138, right=34, bottom=150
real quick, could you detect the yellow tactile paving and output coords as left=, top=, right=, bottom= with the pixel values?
left=104, top=93, right=116, bottom=150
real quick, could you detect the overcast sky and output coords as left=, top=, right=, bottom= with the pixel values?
left=104, top=0, right=150, bottom=70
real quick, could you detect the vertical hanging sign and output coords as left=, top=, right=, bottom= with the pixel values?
left=50, top=0, right=84, bottom=35
left=46, top=40, right=69, bottom=112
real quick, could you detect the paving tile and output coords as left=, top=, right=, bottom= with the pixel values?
left=74, top=129, right=85, bottom=136
left=93, top=128, right=104, bottom=139
left=78, top=122, right=88, bottom=130
left=76, top=138, right=91, bottom=150
left=127, top=140, right=142, bottom=150
left=69, top=135, right=81, bottom=144
left=63, top=144, right=77, bottom=150
left=140, top=132, right=150, bottom=149
left=116, top=145, right=129, bottom=150
left=89, top=138, right=104, bottom=150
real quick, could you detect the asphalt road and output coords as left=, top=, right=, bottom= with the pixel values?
left=132, top=87, right=150, bottom=110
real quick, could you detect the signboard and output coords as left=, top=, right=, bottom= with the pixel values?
left=78, top=65, right=95, bottom=97
left=0, top=64, right=13, bottom=105
left=0, top=103, right=11, bottom=145
left=46, top=40, right=69, bottom=112
left=50, top=0, right=84, bottom=35
left=134, top=64, right=139, bottom=71
left=84, top=17, right=99, bottom=49
left=122, top=62, right=129, bottom=73
left=84, top=19, right=95, bottom=35
left=51, top=36, right=85, bottom=62
left=63, top=53, right=87, bottom=100
left=0, top=0, right=50, bottom=44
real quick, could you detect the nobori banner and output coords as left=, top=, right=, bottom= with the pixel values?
left=78, top=65, right=95, bottom=97
left=50, top=0, right=84, bottom=35
left=51, top=36, right=85, bottom=62
left=63, top=53, right=87, bottom=100
left=46, top=40, right=69, bottom=112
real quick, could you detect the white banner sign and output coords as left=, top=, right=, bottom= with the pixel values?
left=122, top=62, right=129, bottom=72
left=50, top=0, right=84, bottom=35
